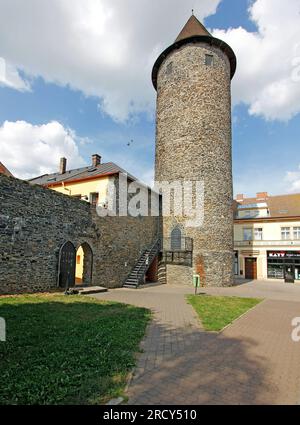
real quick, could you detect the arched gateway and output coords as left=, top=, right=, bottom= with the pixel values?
left=58, top=241, right=93, bottom=289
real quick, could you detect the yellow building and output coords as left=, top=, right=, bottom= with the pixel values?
left=29, top=154, right=136, bottom=284
left=234, top=192, right=300, bottom=283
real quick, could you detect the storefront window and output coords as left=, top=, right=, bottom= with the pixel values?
left=267, top=262, right=284, bottom=279
left=267, top=251, right=300, bottom=281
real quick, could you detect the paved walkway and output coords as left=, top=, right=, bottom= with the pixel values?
left=93, top=282, right=300, bottom=405
left=202, top=278, right=300, bottom=302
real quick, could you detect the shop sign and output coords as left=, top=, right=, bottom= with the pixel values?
left=268, top=251, right=300, bottom=259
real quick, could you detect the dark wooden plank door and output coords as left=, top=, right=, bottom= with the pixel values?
left=58, top=242, right=76, bottom=289
left=245, top=258, right=257, bottom=280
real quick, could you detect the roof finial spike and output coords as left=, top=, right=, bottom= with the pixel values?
left=192, top=9, right=194, bottom=15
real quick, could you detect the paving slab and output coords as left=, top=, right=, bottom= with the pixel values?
left=93, top=282, right=300, bottom=405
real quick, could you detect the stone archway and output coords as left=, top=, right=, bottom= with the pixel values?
left=75, top=242, right=93, bottom=286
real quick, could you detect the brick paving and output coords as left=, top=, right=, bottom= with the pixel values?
left=93, top=282, right=300, bottom=405
left=201, top=278, right=300, bottom=302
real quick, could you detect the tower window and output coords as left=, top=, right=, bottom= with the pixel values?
left=166, top=62, right=173, bottom=75
left=205, top=54, right=214, bottom=66
left=171, top=227, right=182, bottom=251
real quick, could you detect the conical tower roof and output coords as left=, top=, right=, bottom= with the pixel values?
left=152, top=14, right=237, bottom=89
left=175, top=15, right=212, bottom=42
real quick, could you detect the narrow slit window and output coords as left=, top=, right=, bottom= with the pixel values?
left=166, top=62, right=173, bottom=75
left=205, top=54, right=214, bottom=66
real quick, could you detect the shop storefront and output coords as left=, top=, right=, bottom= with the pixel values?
left=267, top=251, right=300, bottom=282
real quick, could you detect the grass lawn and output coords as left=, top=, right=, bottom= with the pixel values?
left=0, top=293, right=150, bottom=405
left=187, top=295, right=262, bottom=332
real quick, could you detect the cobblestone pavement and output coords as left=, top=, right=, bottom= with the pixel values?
left=93, top=282, right=300, bottom=405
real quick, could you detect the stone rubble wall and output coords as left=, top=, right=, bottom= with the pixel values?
left=0, top=174, right=159, bottom=294
left=155, top=42, right=234, bottom=287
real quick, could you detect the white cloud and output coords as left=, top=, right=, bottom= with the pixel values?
left=0, top=57, right=30, bottom=91
left=1, top=0, right=300, bottom=123
left=285, top=165, right=300, bottom=193
left=0, top=0, right=220, bottom=122
left=0, top=121, right=85, bottom=179
left=213, top=0, right=300, bottom=121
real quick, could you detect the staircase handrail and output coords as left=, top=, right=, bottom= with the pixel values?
left=136, top=239, right=160, bottom=286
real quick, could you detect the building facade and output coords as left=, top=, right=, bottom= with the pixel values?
left=153, top=14, right=236, bottom=287
left=234, top=192, right=300, bottom=283
left=29, top=154, right=137, bottom=208
left=29, top=154, right=141, bottom=284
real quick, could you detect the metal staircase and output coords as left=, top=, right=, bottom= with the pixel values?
left=123, top=239, right=160, bottom=289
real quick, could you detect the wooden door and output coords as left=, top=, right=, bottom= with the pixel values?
left=245, top=258, right=257, bottom=280
left=58, top=242, right=76, bottom=289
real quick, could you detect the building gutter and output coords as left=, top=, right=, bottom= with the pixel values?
left=234, top=216, right=300, bottom=224
left=44, top=172, right=118, bottom=188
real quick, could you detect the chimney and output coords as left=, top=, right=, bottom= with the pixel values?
left=236, top=194, right=244, bottom=202
left=92, top=154, right=101, bottom=167
left=256, top=192, right=268, bottom=200
left=60, top=157, right=67, bottom=174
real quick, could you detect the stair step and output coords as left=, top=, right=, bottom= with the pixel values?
left=122, top=240, right=160, bottom=289
left=78, top=286, right=108, bottom=295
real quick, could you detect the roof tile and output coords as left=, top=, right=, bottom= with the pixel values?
left=28, top=162, right=137, bottom=186
left=234, top=193, right=300, bottom=219
left=175, top=15, right=212, bottom=42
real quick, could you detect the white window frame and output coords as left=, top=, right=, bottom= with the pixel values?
left=243, top=228, right=253, bottom=241
left=281, top=227, right=291, bottom=240
left=254, top=228, right=263, bottom=241
left=293, top=227, right=300, bottom=240
left=89, top=192, right=99, bottom=206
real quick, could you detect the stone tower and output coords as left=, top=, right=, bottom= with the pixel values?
left=152, top=15, right=237, bottom=287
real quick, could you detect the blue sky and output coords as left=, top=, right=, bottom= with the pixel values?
left=0, top=0, right=300, bottom=196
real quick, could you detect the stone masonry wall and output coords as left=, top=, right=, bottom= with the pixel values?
left=155, top=42, right=234, bottom=287
left=0, top=174, right=159, bottom=294
left=165, top=264, right=193, bottom=286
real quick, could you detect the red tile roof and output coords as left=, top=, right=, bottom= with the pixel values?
left=0, top=162, right=13, bottom=177
left=234, top=193, right=300, bottom=220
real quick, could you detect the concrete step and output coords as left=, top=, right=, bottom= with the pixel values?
left=78, top=286, right=108, bottom=295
